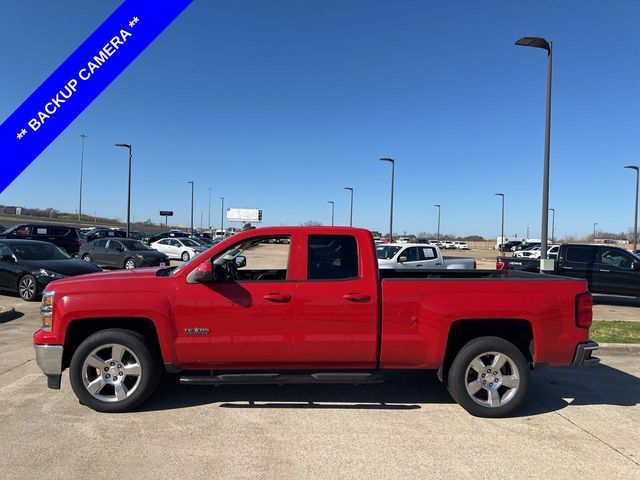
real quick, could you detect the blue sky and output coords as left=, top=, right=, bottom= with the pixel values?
left=1, top=1, right=639, bottom=239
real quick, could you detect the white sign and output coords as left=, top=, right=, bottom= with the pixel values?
left=226, top=208, right=261, bottom=222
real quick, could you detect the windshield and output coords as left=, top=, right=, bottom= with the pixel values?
left=376, top=245, right=401, bottom=260
left=119, top=239, right=152, bottom=251
left=10, top=243, right=71, bottom=260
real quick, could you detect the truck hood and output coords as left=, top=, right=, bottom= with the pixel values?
left=46, top=266, right=164, bottom=289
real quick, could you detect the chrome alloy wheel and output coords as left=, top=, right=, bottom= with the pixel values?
left=19, top=276, right=36, bottom=300
left=125, top=259, right=136, bottom=269
left=81, top=344, right=142, bottom=403
left=465, top=351, right=520, bottom=408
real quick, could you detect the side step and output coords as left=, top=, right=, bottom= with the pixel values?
left=179, top=372, right=384, bottom=386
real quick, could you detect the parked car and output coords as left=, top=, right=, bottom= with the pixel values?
left=497, top=243, right=640, bottom=296
left=397, top=237, right=411, bottom=244
left=454, top=241, right=470, bottom=250
left=150, top=237, right=207, bottom=261
left=85, top=228, right=126, bottom=242
left=513, top=246, right=541, bottom=258
left=441, top=241, right=456, bottom=249
left=0, top=224, right=85, bottom=256
left=377, top=243, right=476, bottom=270
left=33, top=227, right=597, bottom=416
left=79, top=239, right=170, bottom=269
left=0, top=240, right=101, bottom=301
left=0, top=224, right=6, bottom=233
left=127, top=231, right=149, bottom=241
left=145, top=230, right=191, bottom=245
left=190, top=237, right=218, bottom=247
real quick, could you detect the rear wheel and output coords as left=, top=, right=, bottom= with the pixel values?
left=18, top=274, right=39, bottom=301
left=447, top=336, right=529, bottom=418
left=69, top=329, right=160, bottom=413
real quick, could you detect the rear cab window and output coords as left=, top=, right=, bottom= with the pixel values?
left=307, top=235, right=358, bottom=280
left=565, top=246, right=595, bottom=263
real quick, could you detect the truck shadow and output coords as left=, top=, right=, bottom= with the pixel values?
left=140, top=364, right=640, bottom=416
left=593, top=294, right=640, bottom=307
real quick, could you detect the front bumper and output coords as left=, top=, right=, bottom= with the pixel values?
left=34, top=344, right=64, bottom=389
left=572, top=341, right=600, bottom=366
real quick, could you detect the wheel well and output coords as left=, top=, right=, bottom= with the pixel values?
left=62, top=318, right=161, bottom=369
left=441, top=319, right=533, bottom=383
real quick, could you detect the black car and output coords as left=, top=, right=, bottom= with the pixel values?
left=0, top=224, right=6, bottom=233
left=85, top=228, right=126, bottom=242
left=0, top=224, right=85, bottom=256
left=0, top=240, right=101, bottom=301
left=79, top=238, right=170, bottom=269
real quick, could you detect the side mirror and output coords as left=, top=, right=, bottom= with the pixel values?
left=398, top=256, right=408, bottom=263
left=0, top=254, right=14, bottom=263
left=235, top=255, right=247, bottom=268
left=193, top=262, right=214, bottom=283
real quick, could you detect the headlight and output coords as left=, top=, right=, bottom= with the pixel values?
left=35, top=269, right=66, bottom=279
left=40, top=291, right=54, bottom=331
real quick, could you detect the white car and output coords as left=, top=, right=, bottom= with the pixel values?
left=151, top=237, right=208, bottom=262
left=396, top=237, right=411, bottom=244
left=514, top=246, right=541, bottom=258
left=454, top=241, right=470, bottom=250
left=376, top=243, right=475, bottom=270
left=441, top=241, right=456, bottom=249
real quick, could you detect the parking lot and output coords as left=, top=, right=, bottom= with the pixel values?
left=1, top=295, right=638, bottom=479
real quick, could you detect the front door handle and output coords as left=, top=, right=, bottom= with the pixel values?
left=342, top=293, right=371, bottom=302
left=599, top=269, right=610, bottom=272
left=263, top=293, right=291, bottom=303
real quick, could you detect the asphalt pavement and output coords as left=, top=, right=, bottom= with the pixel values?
left=1, top=295, right=639, bottom=479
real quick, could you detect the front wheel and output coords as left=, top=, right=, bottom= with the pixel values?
left=181, top=251, right=190, bottom=262
left=69, top=329, right=160, bottom=413
left=18, top=274, right=39, bottom=301
left=124, top=258, right=136, bottom=270
left=82, top=254, right=92, bottom=262
left=447, top=336, right=530, bottom=418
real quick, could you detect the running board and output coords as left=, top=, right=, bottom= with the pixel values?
left=179, top=372, right=384, bottom=385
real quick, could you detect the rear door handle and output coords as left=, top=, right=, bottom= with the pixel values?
left=263, top=293, right=291, bottom=303
left=342, top=293, right=371, bottom=302
left=599, top=269, right=610, bottom=272
left=563, top=266, right=573, bottom=270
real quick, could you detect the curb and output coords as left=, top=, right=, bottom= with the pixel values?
left=0, top=306, right=16, bottom=320
left=597, top=343, right=640, bottom=355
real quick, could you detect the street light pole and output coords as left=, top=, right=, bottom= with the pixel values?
left=516, top=36, right=553, bottom=268
left=208, top=187, right=212, bottom=231
left=549, top=208, right=555, bottom=244
left=327, top=201, right=335, bottom=226
left=593, top=222, right=598, bottom=240
left=78, top=134, right=87, bottom=223
left=220, top=196, right=224, bottom=232
left=379, top=158, right=395, bottom=241
left=495, top=194, right=505, bottom=251
left=434, top=204, right=441, bottom=242
left=114, top=143, right=132, bottom=237
left=187, top=181, right=194, bottom=233
left=624, top=166, right=639, bottom=251
left=344, top=187, right=354, bottom=227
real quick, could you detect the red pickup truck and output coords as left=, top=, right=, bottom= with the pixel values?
left=33, top=227, right=599, bottom=417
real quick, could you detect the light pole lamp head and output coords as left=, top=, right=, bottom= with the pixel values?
left=434, top=204, right=440, bottom=208
left=549, top=208, right=555, bottom=213
left=494, top=193, right=504, bottom=198
left=344, top=187, right=353, bottom=192
left=115, top=143, right=131, bottom=149
left=515, top=37, right=551, bottom=53
left=327, top=201, right=334, bottom=205
left=624, top=165, right=639, bottom=172
left=379, top=157, right=395, bottom=164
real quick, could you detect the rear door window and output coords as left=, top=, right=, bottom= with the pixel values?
left=418, top=246, right=438, bottom=260
left=94, top=239, right=108, bottom=248
left=565, top=246, right=594, bottom=263
left=307, top=235, right=358, bottom=280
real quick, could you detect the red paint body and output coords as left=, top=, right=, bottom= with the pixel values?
left=33, top=227, right=591, bottom=371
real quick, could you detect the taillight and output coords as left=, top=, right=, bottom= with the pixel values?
left=575, top=292, right=593, bottom=329
left=496, top=260, right=506, bottom=270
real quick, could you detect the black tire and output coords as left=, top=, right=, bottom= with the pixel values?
left=447, top=336, right=530, bottom=418
left=181, top=251, right=190, bottom=262
left=69, top=329, right=161, bottom=413
left=82, top=254, right=92, bottom=262
left=18, top=274, right=40, bottom=301
left=124, top=257, right=136, bottom=270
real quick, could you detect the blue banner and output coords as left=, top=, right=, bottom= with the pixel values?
left=0, top=0, right=193, bottom=193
